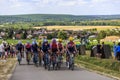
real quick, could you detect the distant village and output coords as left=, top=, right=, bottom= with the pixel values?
left=0, top=27, right=120, bottom=42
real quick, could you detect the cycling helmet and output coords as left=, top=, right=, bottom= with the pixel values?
left=69, top=37, right=74, bottom=41
left=58, top=39, right=62, bottom=42
left=18, top=40, right=22, bottom=44
left=43, top=39, right=48, bottom=43
left=52, top=38, right=56, bottom=43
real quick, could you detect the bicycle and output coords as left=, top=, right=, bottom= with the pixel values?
left=17, top=51, right=22, bottom=65
left=33, top=53, right=39, bottom=67
left=26, top=51, right=32, bottom=65
left=43, top=52, right=51, bottom=70
left=67, top=51, right=75, bottom=71
left=51, top=52, right=58, bottom=70
left=56, top=52, right=63, bottom=70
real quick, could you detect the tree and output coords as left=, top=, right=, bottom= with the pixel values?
left=97, top=30, right=107, bottom=41
left=57, top=30, right=67, bottom=39
left=7, top=29, right=13, bottom=38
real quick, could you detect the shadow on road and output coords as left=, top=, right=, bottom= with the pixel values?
left=17, top=62, right=85, bottom=71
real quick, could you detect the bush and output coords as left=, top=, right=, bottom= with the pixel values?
left=57, top=30, right=67, bottom=39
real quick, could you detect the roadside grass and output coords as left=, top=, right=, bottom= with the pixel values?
left=75, top=51, right=120, bottom=79
left=0, top=58, right=16, bottom=80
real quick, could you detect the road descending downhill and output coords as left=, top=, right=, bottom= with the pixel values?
left=10, top=59, right=115, bottom=80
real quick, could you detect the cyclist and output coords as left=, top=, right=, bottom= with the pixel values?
left=16, top=41, right=24, bottom=58
left=66, top=37, right=77, bottom=68
left=38, top=39, right=43, bottom=65
left=25, top=41, right=32, bottom=64
left=41, top=39, right=50, bottom=68
left=31, top=41, right=39, bottom=66
left=57, top=39, right=64, bottom=60
left=50, top=38, right=58, bottom=54
left=57, top=39, right=64, bottom=54
left=50, top=38, right=59, bottom=69
left=56, top=39, right=64, bottom=69
left=16, top=41, right=24, bottom=64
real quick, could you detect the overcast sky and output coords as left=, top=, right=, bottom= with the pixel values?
left=0, top=0, right=120, bottom=15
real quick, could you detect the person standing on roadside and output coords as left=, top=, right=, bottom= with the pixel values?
left=113, top=42, right=117, bottom=59
left=0, top=41, right=5, bottom=59
left=101, top=42, right=105, bottom=58
left=96, top=41, right=102, bottom=58
left=116, top=42, right=120, bottom=60
left=4, top=42, right=8, bottom=60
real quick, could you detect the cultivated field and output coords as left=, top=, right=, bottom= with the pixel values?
left=34, top=26, right=120, bottom=31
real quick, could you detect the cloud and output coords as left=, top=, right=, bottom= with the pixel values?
left=0, top=0, right=120, bottom=15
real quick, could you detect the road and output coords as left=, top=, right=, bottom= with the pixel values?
left=10, top=59, right=115, bottom=80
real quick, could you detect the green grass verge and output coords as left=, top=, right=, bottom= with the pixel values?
left=75, top=55, right=120, bottom=79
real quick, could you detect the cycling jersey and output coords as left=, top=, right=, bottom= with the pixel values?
left=42, top=42, right=50, bottom=53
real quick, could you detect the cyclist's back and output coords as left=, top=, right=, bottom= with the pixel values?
left=58, top=43, right=63, bottom=51
left=26, top=42, right=31, bottom=52
left=16, top=41, right=23, bottom=53
left=67, top=41, right=75, bottom=53
left=42, top=40, right=50, bottom=53
left=51, top=39, right=58, bottom=53
left=31, top=42, right=38, bottom=53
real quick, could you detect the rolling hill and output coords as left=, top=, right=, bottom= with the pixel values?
left=0, top=14, right=120, bottom=23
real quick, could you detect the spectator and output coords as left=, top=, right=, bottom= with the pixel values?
left=0, top=42, right=5, bottom=59
left=96, top=42, right=102, bottom=58
left=113, top=42, right=117, bottom=59
left=101, top=42, right=105, bottom=58
left=0, top=41, right=7, bottom=59
left=116, top=42, right=120, bottom=60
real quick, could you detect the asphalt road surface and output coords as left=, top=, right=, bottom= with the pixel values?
left=10, top=59, right=115, bottom=80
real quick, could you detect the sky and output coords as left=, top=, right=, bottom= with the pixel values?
left=0, top=0, right=120, bottom=15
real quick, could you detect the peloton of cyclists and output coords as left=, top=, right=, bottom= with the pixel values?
left=14, top=37, right=78, bottom=69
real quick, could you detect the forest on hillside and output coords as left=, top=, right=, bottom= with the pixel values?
left=0, top=14, right=120, bottom=26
